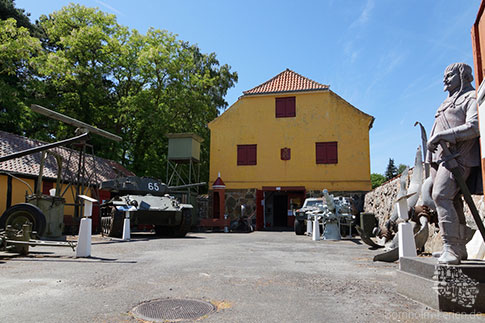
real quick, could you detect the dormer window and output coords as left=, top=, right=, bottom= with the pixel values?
left=275, top=97, right=296, bottom=118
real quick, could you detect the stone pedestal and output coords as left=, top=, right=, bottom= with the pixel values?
left=397, top=257, right=485, bottom=313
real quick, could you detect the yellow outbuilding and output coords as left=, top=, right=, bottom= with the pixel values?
left=208, top=69, right=374, bottom=230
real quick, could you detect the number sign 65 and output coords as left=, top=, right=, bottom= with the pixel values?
left=148, top=182, right=160, bottom=191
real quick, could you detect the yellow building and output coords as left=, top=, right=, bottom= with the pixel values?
left=208, top=69, right=374, bottom=230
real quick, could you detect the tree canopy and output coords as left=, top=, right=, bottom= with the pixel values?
left=397, top=164, right=408, bottom=175
left=384, top=158, right=398, bottom=180
left=370, top=173, right=386, bottom=189
left=0, top=2, right=238, bottom=188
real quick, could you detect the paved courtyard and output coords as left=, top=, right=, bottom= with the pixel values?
left=0, top=231, right=481, bottom=322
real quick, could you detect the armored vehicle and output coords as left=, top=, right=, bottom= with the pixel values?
left=100, top=176, right=199, bottom=238
left=294, top=198, right=324, bottom=235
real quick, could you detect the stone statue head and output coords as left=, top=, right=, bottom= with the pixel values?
left=443, top=63, right=473, bottom=94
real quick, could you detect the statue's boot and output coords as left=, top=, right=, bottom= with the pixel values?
left=437, top=244, right=461, bottom=265
left=437, top=222, right=462, bottom=265
left=432, top=224, right=472, bottom=260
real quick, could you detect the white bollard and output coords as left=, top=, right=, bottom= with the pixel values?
left=395, top=194, right=416, bottom=266
left=398, top=222, right=417, bottom=260
left=76, top=195, right=97, bottom=258
left=122, top=212, right=131, bottom=241
left=116, top=205, right=136, bottom=241
left=76, top=217, right=92, bottom=257
left=312, top=217, right=320, bottom=241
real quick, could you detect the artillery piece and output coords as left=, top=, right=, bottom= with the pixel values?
left=294, top=190, right=355, bottom=239
left=0, top=104, right=122, bottom=239
left=100, top=176, right=204, bottom=238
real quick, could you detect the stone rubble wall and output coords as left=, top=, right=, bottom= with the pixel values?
left=363, top=168, right=485, bottom=253
left=224, top=189, right=257, bottom=221
left=197, top=194, right=209, bottom=220
left=203, top=189, right=257, bottom=223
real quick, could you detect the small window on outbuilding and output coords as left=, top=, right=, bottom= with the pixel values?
left=237, top=144, right=257, bottom=165
left=316, top=142, right=338, bottom=164
left=275, top=97, right=296, bottom=118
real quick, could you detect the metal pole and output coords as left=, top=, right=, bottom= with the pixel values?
left=0, top=133, right=89, bottom=163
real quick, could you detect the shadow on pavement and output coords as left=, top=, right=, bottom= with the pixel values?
left=92, top=234, right=205, bottom=245
left=347, top=238, right=363, bottom=245
left=8, top=255, right=137, bottom=264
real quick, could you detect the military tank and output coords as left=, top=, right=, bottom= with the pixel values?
left=100, top=176, right=202, bottom=238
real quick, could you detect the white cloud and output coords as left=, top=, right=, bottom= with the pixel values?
left=95, top=0, right=125, bottom=16
left=350, top=0, right=375, bottom=29
left=363, top=50, right=408, bottom=98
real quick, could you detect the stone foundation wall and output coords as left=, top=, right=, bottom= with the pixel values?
left=205, top=189, right=257, bottom=222
left=224, top=189, right=257, bottom=221
left=197, top=194, right=209, bottom=219
left=363, top=169, right=485, bottom=253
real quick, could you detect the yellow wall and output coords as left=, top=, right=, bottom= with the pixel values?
left=60, top=185, right=90, bottom=217
left=11, top=177, right=35, bottom=206
left=0, top=174, right=91, bottom=217
left=0, top=175, right=7, bottom=215
left=0, top=176, right=36, bottom=215
left=209, top=91, right=373, bottom=191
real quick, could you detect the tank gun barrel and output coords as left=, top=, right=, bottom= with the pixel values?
left=168, top=182, right=206, bottom=190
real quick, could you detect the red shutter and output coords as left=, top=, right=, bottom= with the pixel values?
left=327, top=142, right=338, bottom=163
left=237, top=144, right=257, bottom=165
left=276, top=98, right=285, bottom=117
left=248, top=145, right=257, bottom=165
left=237, top=145, right=246, bottom=165
left=286, top=97, right=295, bottom=117
left=316, top=143, right=325, bottom=164
left=275, top=97, right=295, bottom=118
left=316, top=142, right=338, bottom=164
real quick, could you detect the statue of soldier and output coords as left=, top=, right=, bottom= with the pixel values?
left=427, top=62, right=480, bottom=265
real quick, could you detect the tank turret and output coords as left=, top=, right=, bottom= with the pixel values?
left=101, top=176, right=170, bottom=196
left=100, top=176, right=204, bottom=238
left=101, top=176, right=203, bottom=197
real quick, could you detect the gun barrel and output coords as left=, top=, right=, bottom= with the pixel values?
left=168, top=182, right=206, bottom=190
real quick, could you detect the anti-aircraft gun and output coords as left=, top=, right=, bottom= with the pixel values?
left=294, top=189, right=355, bottom=239
left=100, top=176, right=204, bottom=237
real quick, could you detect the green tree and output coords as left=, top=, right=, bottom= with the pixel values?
left=17, top=4, right=238, bottom=188
left=0, top=0, right=42, bottom=36
left=385, top=158, right=398, bottom=180
left=0, top=18, right=41, bottom=135
left=397, top=164, right=408, bottom=175
left=33, top=5, right=122, bottom=151
left=370, top=173, right=386, bottom=189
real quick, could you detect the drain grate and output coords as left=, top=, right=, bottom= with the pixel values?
left=132, top=298, right=216, bottom=322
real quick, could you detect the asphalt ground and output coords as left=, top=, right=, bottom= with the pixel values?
left=0, top=231, right=483, bottom=323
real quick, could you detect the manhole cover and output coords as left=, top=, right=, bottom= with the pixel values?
left=132, top=298, right=216, bottom=322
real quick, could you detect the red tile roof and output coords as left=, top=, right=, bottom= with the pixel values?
left=243, top=69, right=329, bottom=96
left=0, top=131, right=134, bottom=185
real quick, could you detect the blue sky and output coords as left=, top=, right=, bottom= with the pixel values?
left=16, top=0, right=482, bottom=174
